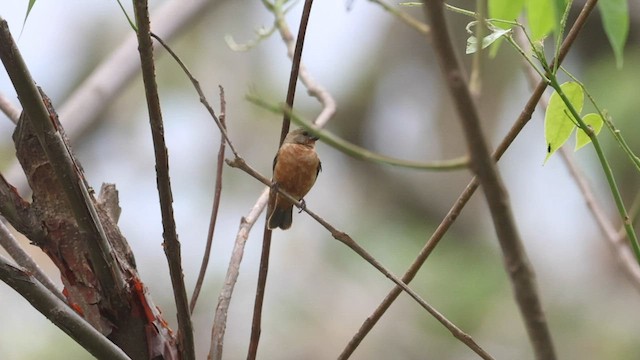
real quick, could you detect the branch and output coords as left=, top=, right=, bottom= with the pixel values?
left=190, top=87, right=227, bottom=313
left=334, top=0, right=602, bottom=357
left=131, top=2, right=194, bottom=359
left=209, top=188, right=269, bottom=360
left=0, top=221, right=64, bottom=302
left=0, top=91, right=20, bottom=124
left=270, top=0, right=335, bottom=128
left=422, top=2, right=556, bottom=359
left=246, top=95, right=469, bottom=170
left=248, top=1, right=316, bottom=359
left=0, top=254, right=131, bottom=360
left=226, top=157, right=494, bottom=359
left=368, top=0, right=430, bottom=35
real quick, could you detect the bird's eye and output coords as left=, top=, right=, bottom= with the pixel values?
left=302, top=131, right=309, bottom=136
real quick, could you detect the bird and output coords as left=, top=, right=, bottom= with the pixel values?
left=268, top=128, right=322, bottom=230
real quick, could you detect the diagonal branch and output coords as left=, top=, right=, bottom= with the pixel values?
left=132, top=2, right=194, bottom=359
left=226, top=157, right=494, bottom=359
left=0, top=220, right=64, bottom=302
left=339, top=0, right=599, bottom=357
left=0, top=254, right=131, bottom=360
left=422, top=2, right=556, bottom=359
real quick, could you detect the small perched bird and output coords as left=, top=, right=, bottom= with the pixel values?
left=268, top=128, right=322, bottom=230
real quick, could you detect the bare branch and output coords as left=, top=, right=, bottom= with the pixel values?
left=422, top=1, right=556, bottom=358
left=0, top=254, right=132, bottom=360
left=227, top=156, right=495, bottom=359
left=271, top=1, right=335, bottom=127
left=0, top=221, right=64, bottom=302
left=209, top=189, right=269, bottom=360
left=190, top=87, right=227, bottom=313
left=0, top=91, right=20, bottom=124
left=248, top=1, right=317, bottom=359
left=340, top=1, right=600, bottom=357
left=132, top=2, right=194, bottom=359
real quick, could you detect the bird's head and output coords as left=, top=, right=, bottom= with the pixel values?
left=284, top=128, right=319, bottom=147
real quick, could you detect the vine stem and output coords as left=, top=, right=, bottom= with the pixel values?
left=547, top=74, right=640, bottom=263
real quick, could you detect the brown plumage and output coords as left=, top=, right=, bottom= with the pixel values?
left=268, top=128, right=321, bottom=230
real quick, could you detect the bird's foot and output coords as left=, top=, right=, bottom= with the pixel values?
left=298, top=199, right=307, bottom=213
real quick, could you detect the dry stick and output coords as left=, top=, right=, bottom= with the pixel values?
left=147, top=33, right=234, bottom=313
left=0, top=221, right=65, bottom=302
left=247, top=1, right=315, bottom=359
left=514, top=28, right=640, bottom=290
left=340, top=0, right=599, bottom=358
left=131, top=2, right=194, bottom=360
left=190, top=87, right=227, bottom=314
left=0, top=91, right=20, bottom=124
left=209, top=189, right=269, bottom=360
left=423, top=1, right=555, bottom=359
left=227, top=157, right=494, bottom=358
left=146, top=26, right=247, bottom=360
left=0, top=254, right=132, bottom=360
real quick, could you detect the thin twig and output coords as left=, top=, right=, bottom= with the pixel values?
left=0, top=221, right=65, bottom=302
left=271, top=0, right=335, bottom=127
left=368, top=0, right=430, bottom=35
left=339, top=0, right=597, bottom=359
left=131, top=2, right=194, bottom=359
left=149, top=33, right=239, bottom=158
left=0, top=91, right=20, bottom=124
left=190, top=87, right=227, bottom=314
left=226, top=157, right=494, bottom=359
left=423, top=2, right=556, bottom=359
left=0, top=254, right=132, bottom=360
left=340, top=1, right=599, bottom=357
left=209, top=189, right=269, bottom=360
left=248, top=1, right=316, bottom=359
left=246, top=95, right=469, bottom=170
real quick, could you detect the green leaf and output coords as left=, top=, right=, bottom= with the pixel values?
left=598, top=0, right=629, bottom=68
left=526, top=0, right=557, bottom=40
left=575, top=113, right=604, bottom=150
left=489, top=0, right=525, bottom=28
left=20, top=0, right=37, bottom=35
left=466, top=27, right=511, bottom=54
left=544, top=82, right=584, bottom=163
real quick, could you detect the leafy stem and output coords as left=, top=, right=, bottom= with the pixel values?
left=547, top=74, right=640, bottom=264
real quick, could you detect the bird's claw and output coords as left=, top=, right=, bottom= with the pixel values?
left=298, top=199, right=307, bottom=213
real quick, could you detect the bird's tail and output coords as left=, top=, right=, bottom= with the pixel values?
left=267, top=205, right=293, bottom=230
